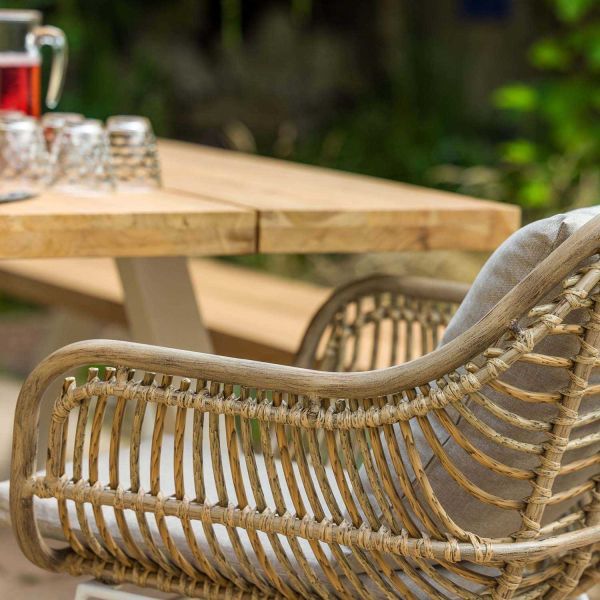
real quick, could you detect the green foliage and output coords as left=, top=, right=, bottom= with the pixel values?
left=493, top=85, right=538, bottom=112
left=0, top=293, right=36, bottom=313
left=221, top=0, right=242, bottom=50
left=529, top=38, right=571, bottom=70
left=552, top=0, right=596, bottom=22
left=493, top=0, right=600, bottom=215
left=290, top=92, right=496, bottom=189
left=282, top=4, right=600, bottom=219
left=500, top=139, right=538, bottom=165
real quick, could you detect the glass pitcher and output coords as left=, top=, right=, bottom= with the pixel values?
left=0, top=10, right=67, bottom=117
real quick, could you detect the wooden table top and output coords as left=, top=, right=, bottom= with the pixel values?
left=0, top=139, right=520, bottom=259
left=0, top=187, right=255, bottom=259
left=160, top=140, right=520, bottom=253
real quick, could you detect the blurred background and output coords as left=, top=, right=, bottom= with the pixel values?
left=4, top=0, right=599, bottom=220
left=0, top=0, right=597, bottom=369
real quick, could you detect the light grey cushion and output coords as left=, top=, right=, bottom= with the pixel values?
left=442, top=206, right=600, bottom=343
left=428, top=206, right=600, bottom=538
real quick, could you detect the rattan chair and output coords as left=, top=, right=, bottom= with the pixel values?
left=8, top=214, right=600, bottom=599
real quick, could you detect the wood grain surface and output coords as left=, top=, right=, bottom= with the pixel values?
left=0, top=139, right=519, bottom=259
left=0, top=188, right=255, bottom=259
left=159, top=139, right=521, bottom=253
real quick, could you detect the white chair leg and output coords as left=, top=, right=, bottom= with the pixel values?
left=75, top=580, right=155, bottom=600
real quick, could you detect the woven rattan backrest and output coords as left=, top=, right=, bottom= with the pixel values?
left=10, top=215, right=600, bottom=599
left=295, top=275, right=469, bottom=371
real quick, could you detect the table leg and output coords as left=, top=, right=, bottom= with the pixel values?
left=116, top=257, right=213, bottom=353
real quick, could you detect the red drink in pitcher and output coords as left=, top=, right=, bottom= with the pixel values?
left=0, top=54, right=42, bottom=116
left=0, top=10, right=67, bottom=117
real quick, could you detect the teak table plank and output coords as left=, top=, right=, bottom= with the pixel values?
left=0, top=140, right=520, bottom=260
left=159, top=139, right=521, bottom=253
left=0, top=188, right=255, bottom=259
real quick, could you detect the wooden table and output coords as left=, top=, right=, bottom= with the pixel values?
left=0, top=139, right=520, bottom=353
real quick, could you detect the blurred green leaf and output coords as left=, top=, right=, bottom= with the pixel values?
left=553, top=0, right=597, bottom=23
left=291, top=0, right=312, bottom=24
left=490, top=0, right=600, bottom=218
left=584, top=37, right=600, bottom=70
left=568, top=24, right=600, bottom=70
left=518, top=177, right=551, bottom=207
left=529, top=38, right=571, bottom=70
left=492, top=84, right=538, bottom=111
left=501, top=140, right=538, bottom=164
left=592, top=88, right=600, bottom=110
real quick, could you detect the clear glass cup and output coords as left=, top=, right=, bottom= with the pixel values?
left=107, top=115, right=161, bottom=191
left=41, top=111, right=84, bottom=149
left=0, top=115, right=48, bottom=193
left=50, top=118, right=114, bottom=195
left=0, top=109, right=25, bottom=122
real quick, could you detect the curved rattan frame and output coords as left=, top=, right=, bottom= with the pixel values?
left=10, top=214, right=600, bottom=599
left=295, top=274, right=469, bottom=369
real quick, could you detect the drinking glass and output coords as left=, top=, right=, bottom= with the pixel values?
left=0, top=115, right=48, bottom=193
left=41, top=111, right=84, bottom=149
left=50, top=119, right=114, bottom=194
left=0, top=109, right=25, bottom=122
left=107, top=115, right=161, bottom=190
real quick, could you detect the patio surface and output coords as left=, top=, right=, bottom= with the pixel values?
left=0, top=375, right=598, bottom=599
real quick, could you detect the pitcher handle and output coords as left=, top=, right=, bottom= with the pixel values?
left=30, top=26, right=68, bottom=110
